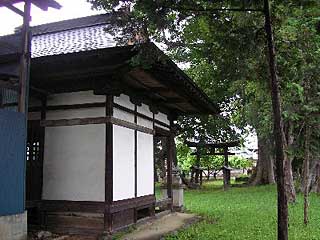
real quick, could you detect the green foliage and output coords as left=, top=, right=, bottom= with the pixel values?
left=89, top=0, right=320, bottom=169
left=229, top=155, right=253, bottom=169
left=176, top=141, right=195, bottom=171
left=176, top=141, right=252, bottom=171
left=165, top=182, right=320, bottom=239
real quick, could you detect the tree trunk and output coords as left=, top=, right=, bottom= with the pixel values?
left=195, top=154, right=200, bottom=184
left=284, top=121, right=296, bottom=203
left=314, top=160, right=320, bottom=194
left=264, top=1, right=288, bottom=239
left=303, top=124, right=310, bottom=225
left=251, top=135, right=275, bottom=185
left=284, top=154, right=296, bottom=203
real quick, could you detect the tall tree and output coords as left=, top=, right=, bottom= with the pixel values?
left=88, top=0, right=320, bottom=238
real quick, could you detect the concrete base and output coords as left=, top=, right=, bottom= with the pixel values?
left=0, top=211, right=27, bottom=240
left=161, top=187, right=184, bottom=211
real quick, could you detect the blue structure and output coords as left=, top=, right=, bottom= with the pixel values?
left=0, top=110, right=26, bottom=216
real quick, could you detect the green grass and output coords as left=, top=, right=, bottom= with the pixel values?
left=165, top=181, right=320, bottom=240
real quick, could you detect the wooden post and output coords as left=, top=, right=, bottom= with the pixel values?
left=38, top=97, right=46, bottom=227
left=223, top=147, right=230, bottom=190
left=105, top=95, right=113, bottom=235
left=18, top=0, right=31, bottom=113
left=134, top=104, right=138, bottom=223
left=195, top=151, right=200, bottom=184
left=167, top=129, right=174, bottom=211
left=264, top=0, right=288, bottom=239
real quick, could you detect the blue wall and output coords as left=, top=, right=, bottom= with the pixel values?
left=0, top=110, right=26, bottom=216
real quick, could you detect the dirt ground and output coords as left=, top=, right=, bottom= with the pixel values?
left=121, top=212, right=200, bottom=240
left=28, top=212, right=199, bottom=240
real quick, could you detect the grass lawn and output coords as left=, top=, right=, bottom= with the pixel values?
left=165, top=181, right=320, bottom=240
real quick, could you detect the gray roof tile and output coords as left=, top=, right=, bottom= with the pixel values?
left=0, top=14, right=119, bottom=58
left=31, top=24, right=117, bottom=58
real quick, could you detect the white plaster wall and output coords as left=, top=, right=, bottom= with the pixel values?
left=137, top=104, right=153, bottom=118
left=113, top=125, right=135, bottom=201
left=42, top=124, right=105, bottom=201
left=114, top=94, right=134, bottom=110
left=137, top=117, right=153, bottom=129
left=47, top=91, right=105, bottom=106
left=113, top=108, right=134, bottom=123
left=46, top=107, right=105, bottom=120
left=137, top=132, right=154, bottom=197
left=155, top=112, right=170, bottom=125
left=137, top=103, right=153, bottom=129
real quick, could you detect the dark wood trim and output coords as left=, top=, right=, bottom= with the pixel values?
left=38, top=196, right=155, bottom=215
left=31, top=101, right=170, bottom=129
left=41, top=116, right=108, bottom=127
left=29, top=102, right=106, bottom=112
left=134, top=104, right=138, bottom=199
left=105, top=95, right=113, bottom=233
left=112, top=117, right=154, bottom=135
left=154, top=126, right=171, bottom=137
left=0, top=102, right=18, bottom=108
left=111, top=195, right=155, bottom=214
left=153, top=113, right=156, bottom=197
left=167, top=121, right=174, bottom=211
left=39, top=97, right=46, bottom=204
left=114, top=102, right=170, bottom=129
left=40, top=200, right=105, bottom=213
left=40, top=116, right=154, bottom=135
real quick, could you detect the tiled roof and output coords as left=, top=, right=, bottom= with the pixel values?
left=31, top=24, right=116, bottom=58
left=31, top=14, right=118, bottom=58
left=0, top=14, right=119, bottom=58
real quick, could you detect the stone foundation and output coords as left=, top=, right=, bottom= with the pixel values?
left=0, top=211, right=27, bottom=240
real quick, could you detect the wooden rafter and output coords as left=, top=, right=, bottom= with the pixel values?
left=0, top=0, right=61, bottom=11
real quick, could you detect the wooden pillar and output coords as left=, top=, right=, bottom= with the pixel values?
left=223, top=147, right=230, bottom=190
left=104, top=95, right=113, bottom=235
left=18, top=0, right=31, bottom=113
left=38, top=97, right=46, bottom=227
left=166, top=128, right=175, bottom=211
left=133, top=104, right=138, bottom=222
left=195, top=151, right=200, bottom=184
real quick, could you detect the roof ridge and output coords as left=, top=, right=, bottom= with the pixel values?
left=31, top=13, right=112, bottom=35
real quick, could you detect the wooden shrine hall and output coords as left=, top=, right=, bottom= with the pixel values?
left=0, top=14, right=218, bottom=237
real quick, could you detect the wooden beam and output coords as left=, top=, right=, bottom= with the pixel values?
left=0, top=0, right=62, bottom=11
left=191, top=152, right=235, bottom=156
left=30, top=101, right=171, bottom=130
left=0, top=80, right=19, bottom=91
left=40, top=116, right=155, bottom=135
left=18, top=0, right=31, bottom=113
left=29, top=102, right=106, bottom=112
left=1, top=1, right=24, bottom=16
left=185, top=140, right=240, bottom=149
left=105, top=95, right=113, bottom=234
left=166, top=120, right=174, bottom=211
